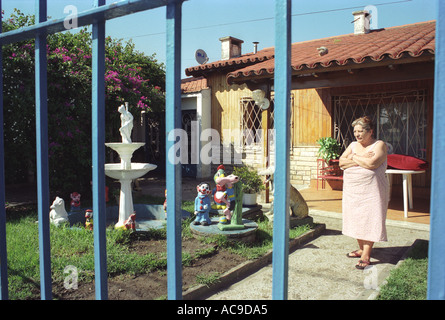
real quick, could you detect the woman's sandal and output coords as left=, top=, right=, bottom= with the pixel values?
left=346, top=250, right=362, bottom=258
left=355, top=260, right=371, bottom=270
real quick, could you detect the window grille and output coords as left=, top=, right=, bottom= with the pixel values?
left=333, top=90, right=427, bottom=159
left=240, top=97, right=263, bottom=147
left=240, top=94, right=293, bottom=150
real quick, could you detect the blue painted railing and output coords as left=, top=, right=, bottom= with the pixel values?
left=0, top=0, right=185, bottom=301
left=165, top=0, right=183, bottom=300
left=91, top=0, right=108, bottom=300
left=0, top=0, right=7, bottom=301
left=34, top=0, right=52, bottom=300
left=0, top=0, right=443, bottom=301
left=428, top=0, right=445, bottom=300
left=272, top=0, right=291, bottom=300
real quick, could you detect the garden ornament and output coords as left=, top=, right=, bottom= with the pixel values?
left=212, top=165, right=239, bottom=221
left=118, top=102, right=133, bottom=143
left=117, top=212, right=136, bottom=231
left=70, top=192, right=81, bottom=211
left=85, top=209, right=93, bottom=231
left=125, top=213, right=137, bottom=231
left=259, top=165, right=309, bottom=222
left=217, top=178, right=245, bottom=231
left=49, top=196, right=69, bottom=226
left=193, top=182, right=212, bottom=226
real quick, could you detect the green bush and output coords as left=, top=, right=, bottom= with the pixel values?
left=233, top=166, right=265, bottom=194
left=2, top=9, right=165, bottom=196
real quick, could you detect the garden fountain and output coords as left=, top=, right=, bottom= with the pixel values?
left=105, top=103, right=157, bottom=229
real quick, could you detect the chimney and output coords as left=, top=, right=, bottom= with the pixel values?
left=219, top=36, right=244, bottom=60
left=253, top=41, right=259, bottom=54
left=352, top=10, right=371, bottom=35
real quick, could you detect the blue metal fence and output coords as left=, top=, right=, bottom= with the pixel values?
left=272, top=0, right=291, bottom=300
left=0, top=0, right=7, bottom=301
left=0, top=0, right=443, bottom=301
left=165, top=0, right=184, bottom=300
left=427, top=0, right=445, bottom=300
left=34, top=0, right=52, bottom=300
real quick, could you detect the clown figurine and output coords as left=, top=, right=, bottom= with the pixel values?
left=193, top=182, right=212, bottom=226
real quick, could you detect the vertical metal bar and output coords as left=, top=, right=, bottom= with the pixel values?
left=272, top=0, right=291, bottom=300
left=166, top=0, right=183, bottom=300
left=35, top=0, right=52, bottom=300
left=92, top=0, right=107, bottom=300
left=0, top=0, right=9, bottom=301
left=428, top=1, right=445, bottom=300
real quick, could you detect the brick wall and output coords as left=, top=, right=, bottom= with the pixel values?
left=209, top=143, right=319, bottom=188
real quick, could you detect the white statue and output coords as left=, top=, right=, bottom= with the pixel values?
left=49, top=196, right=69, bottom=226
left=118, top=103, right=134, bottom=143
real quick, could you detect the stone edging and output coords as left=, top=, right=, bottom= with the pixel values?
left=182, top=223, right=326, bottom=300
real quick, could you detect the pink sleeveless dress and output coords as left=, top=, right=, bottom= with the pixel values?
left=342, top=141, right=389, bottom=242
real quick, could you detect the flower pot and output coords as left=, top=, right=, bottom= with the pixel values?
left=243, top=193, right=257, bottom=207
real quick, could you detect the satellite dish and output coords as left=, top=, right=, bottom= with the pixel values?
left=195, top=49, right=209, bottom=65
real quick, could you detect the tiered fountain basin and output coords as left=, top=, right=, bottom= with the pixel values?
left=67, top=204, right=191, bottom=231
left=105, top=142, right=145, bottom=170
left=104, top=163, right=157, bottom=180
left=104, top=141, right=160, bottom=229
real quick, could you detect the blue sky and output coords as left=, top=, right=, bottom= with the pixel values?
left=2, top=0, right=436, bottom=77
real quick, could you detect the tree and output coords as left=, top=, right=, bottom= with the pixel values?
left=2, top=9, right=165, bottom=198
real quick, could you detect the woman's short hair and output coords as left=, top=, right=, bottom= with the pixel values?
left=352, top=116, right=375, bottom=137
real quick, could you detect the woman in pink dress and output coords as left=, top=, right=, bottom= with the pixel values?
left=339, top=116, right=389, bottom=270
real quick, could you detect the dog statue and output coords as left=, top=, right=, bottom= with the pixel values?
left=49, top=196, right=69, bottom=226
left=259, top=166, right=309, bottom=223
left=212, top=165, right=239, bottom=221
left=193, top=182, right=212, bottom=226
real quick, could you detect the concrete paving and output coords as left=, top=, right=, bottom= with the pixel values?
left=206, top=209, right=430, bottom=300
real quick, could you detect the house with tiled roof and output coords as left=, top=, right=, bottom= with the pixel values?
left=178, top=76, right=212, bottom=178
left=185, top=11, right=434, bottom=197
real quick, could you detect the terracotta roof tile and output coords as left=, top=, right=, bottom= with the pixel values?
left=181, top=76, right=209, bottom=93
left=225, top=21, right=435, bottom=83
left=185, top=47, right=275, bottom=76
left=186, top=21, right=435, bottom=83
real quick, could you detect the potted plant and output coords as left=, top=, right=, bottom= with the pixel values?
left=316, top=137, right=341, bottom=163
left=316, top=137, right=342, bottom=177
left=233, top=166, right=265, bottom=206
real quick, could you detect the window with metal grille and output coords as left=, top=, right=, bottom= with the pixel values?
left=333, top=90, right=427, bottom=159
left=240, top=94, right=293, bottom=150
left=240, top=97, right=264, bottom=147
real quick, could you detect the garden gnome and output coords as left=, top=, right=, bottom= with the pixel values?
left=70, top=192, right=81, bottom=211
left=49, top=196, right=69, bottom=226
left=212, top=165, right=239, bottom=221
left=85, top=209, right=93, bottom=230
left=193, top=182, right=212, bottom=226
left=123, top=213, right=136, bottom=231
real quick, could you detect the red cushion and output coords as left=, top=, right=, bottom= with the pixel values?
left=387, top=154, right=428, bottom=171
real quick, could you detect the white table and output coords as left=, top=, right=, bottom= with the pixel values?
left=386, top=169, right=426, bottom=218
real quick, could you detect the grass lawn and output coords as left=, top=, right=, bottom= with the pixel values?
left=4, top=199, right=310, bottom=300
left=377, top=239, right=429, bottom=300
